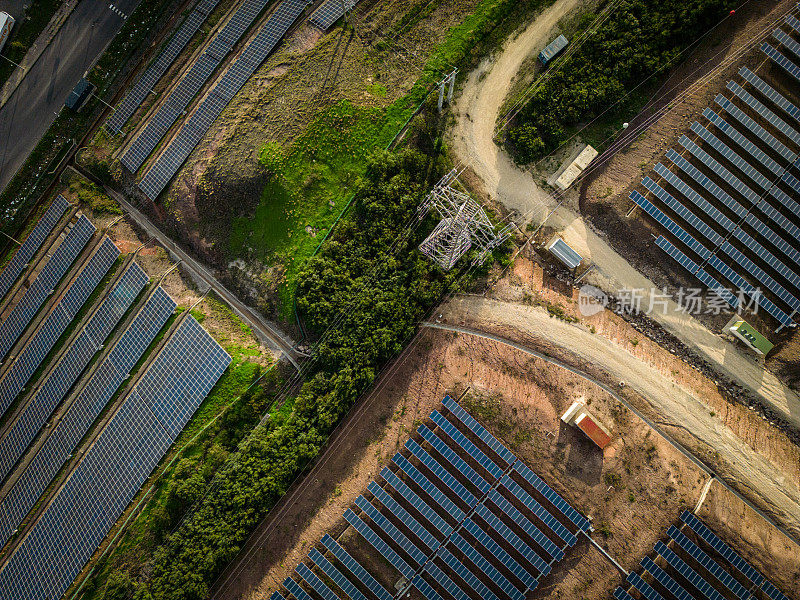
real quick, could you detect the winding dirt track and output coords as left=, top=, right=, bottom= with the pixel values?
left=449, top=0, right=800, bottom=429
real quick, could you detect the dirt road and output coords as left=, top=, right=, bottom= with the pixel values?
left=449, top=1, right=800, bottom=429
left=438, top=295, right=800, bottom=541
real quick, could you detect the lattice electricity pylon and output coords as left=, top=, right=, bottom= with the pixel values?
left=437, top=69, right=458, bottom=112
left=417, top=169, right=513, bottom=270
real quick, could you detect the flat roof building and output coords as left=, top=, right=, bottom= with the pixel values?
left=546, top=236, right=582, bottom=270
left=729, top=319, right=774, bottom=356
left=562, top=400, right=612, bottom=450
left=539, top=34, right=568, bottom=66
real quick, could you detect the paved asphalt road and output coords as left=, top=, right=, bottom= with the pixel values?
left=0, top=0, right=140, bottom=193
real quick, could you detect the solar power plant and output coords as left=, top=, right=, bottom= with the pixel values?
left=773, top=27, right=800, bottom=62
left=0, top=196, right=70, bottom=304
left=714, top=94, right=797, bottom=163
left=0, top=261, right=147, bottom=486
left=614, top=512, right=790, bottom=600
left=702, top=108, right=783, bottom=176
left=0, top=286, right=174, bottom=547
left=270, top=592, right=285, bottom=600
left=689, top=121, right=772, bottom=190
left=0, top=216, right=95, bottom=362
left=0, top=314, right=230, bottom=600
left=309, top=0, right=359, bottom=30
left=106, top=0, right=222, bottom=132
left=138, top=0, right=313, bottom=200
left=725, top=80, right=800, bottom=147
left=276, top=397, right=590, bottom=600
left=0, top=237, right=118, bottom=420
left=762, top=42, right=800, bottom=85
left=121, top=0, right=275, bottom=174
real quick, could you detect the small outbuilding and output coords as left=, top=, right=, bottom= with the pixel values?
left=729, top=319, right=773, bottom=356
left=546, top=236, right=582, bottom=270
left=539, top=34, right=568, bottom=66
left=562, top=400, right=612, bottom=450
left=555, top=144, right=598, bottom=190
left=65, top=78, right=94, bottom=112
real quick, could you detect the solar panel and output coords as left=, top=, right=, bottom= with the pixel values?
left=0, top=238, right=117, bottom=419
left=411, top=573, right=447, bottom=600
left=430, top=410, right=505, bottom=481
left=308, top=548, right=369, bottom=600
left=0, top=196, right=70, bottom=304
left=436, top=546, right=501, bottom=600
left=654, top=541, right=726, bottom=600
left=703, top=107, right=782, bottom=175
left=309, top=0, right=358, bottom=30
left=512, top=461, right=591, bottom=532
left=462, top=518, right=536, bottom=592
left=715, top=94, right=797, bottom=163
left=379, top=466, right=453, bottom=537
left=344, top=508, right=415, bottom=578
left=107, top=0, right=222, bottom=132
left=138, top=0, right=313, bottom=199
left=448, top=531, right=525, bottom=600
left=762, top=42, right=800, bottom=85
left=474, top=502, right=550, bottom=577
left=665, top=149, right=747, bottom=219
left=295, top=563, right=340, bottom=600
left=761, top=579, right=790, bottom=600
left=614, top=588, right=637, bottom=600
left=627, top=571, right=667, bottom=600
left=0, top=216, right=95, bottom=362
left=405, top=438, right=478, bottom=509
left=442, top=396, right=516, bottom=465
left=681, top=511, right=763, bottom=585
left=690, top=121, right=772, bottom=189
left=726, top=81, right=800, bottom=148
left=499, top=474, right=577, bottom=547
left=354, top=494, right=427, bottom=567
left=487, top=488, right=564, bottom=561
left=283, top=577, right=313, bottom=600
left=0, top=286, right=175, bottom=547
left=417, top=424, right=491, bottom=494
left=367, top=481, right=440, bottom=552
left=679, top=135, right=761, bottom=205
left=269, top=592, right=285, bottom=600
left=420, top=563, right=472, bottom=600
left=630, top=190, right=713, bottom=261
left=738, top=66, right=800, bottom=122
left=122, top=0, right=277, bottom=174
left=320, top=534, right=393, bottom=600
left=391, top=453, right=465, bottom=523
left=773, top=28, right=800, bottom=62
left=641, top=556, right=694, bottom=600
left=786, top=13, right=800, bottom=34
left=667, top=526, right=749, bottom=600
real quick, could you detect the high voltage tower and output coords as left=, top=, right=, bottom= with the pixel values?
left=437, top=69, right=458, bottom=111
left=417, top=169, right=514, bottom=271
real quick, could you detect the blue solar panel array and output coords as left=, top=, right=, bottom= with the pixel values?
left=277, top=397, right=590, bottom=600
left=107, top=0, right=222, bottom=133
left=309, top=0, right=359, bottom=30
left=0, top=261, right=147, bottom=488
left=739, top=66, right=800, bottom=122
left=0, top=196, right=70, bottom=304
left=0, top=286, right=174, bottom=547
left=139, top=0, right=314, bottom=200
left=122, top=0, right=278, bottom=174
left=0, top=238, right=118, bottom=419
left=0, top=314, right=230, bottom=599
left=614, top=513, right=790, bottom=600
left=0, top=216, right=95, bottom=362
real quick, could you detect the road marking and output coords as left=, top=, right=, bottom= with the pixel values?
left=108, top=4, right=128, bottom=19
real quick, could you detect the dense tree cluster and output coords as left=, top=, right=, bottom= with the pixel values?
left=508, top=0, right=728, bottom=163
left=122, top=150, right=456, bottom=600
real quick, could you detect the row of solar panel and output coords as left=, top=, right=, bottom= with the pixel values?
left=0, top=315, right=231, bottom=599
left=276, top=397, right=589, bottom=600
left=138, top=0, right=313, bottom=199
left=0, top=261, right=148, bottom=488
left=121, top=0, right=275, bottom=173
left=107, top=0, right=223, bottom=132
left=0, top=196, right=70, bottom=305
left=309, top=0, right=359, bottom=30
left=0, top=216, right=95, bottom=362
left=0, top=238, right=119, bottom=420
left=0, top=285, right=174, bottom=547
left=614, top=512, right=788, bottom=600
